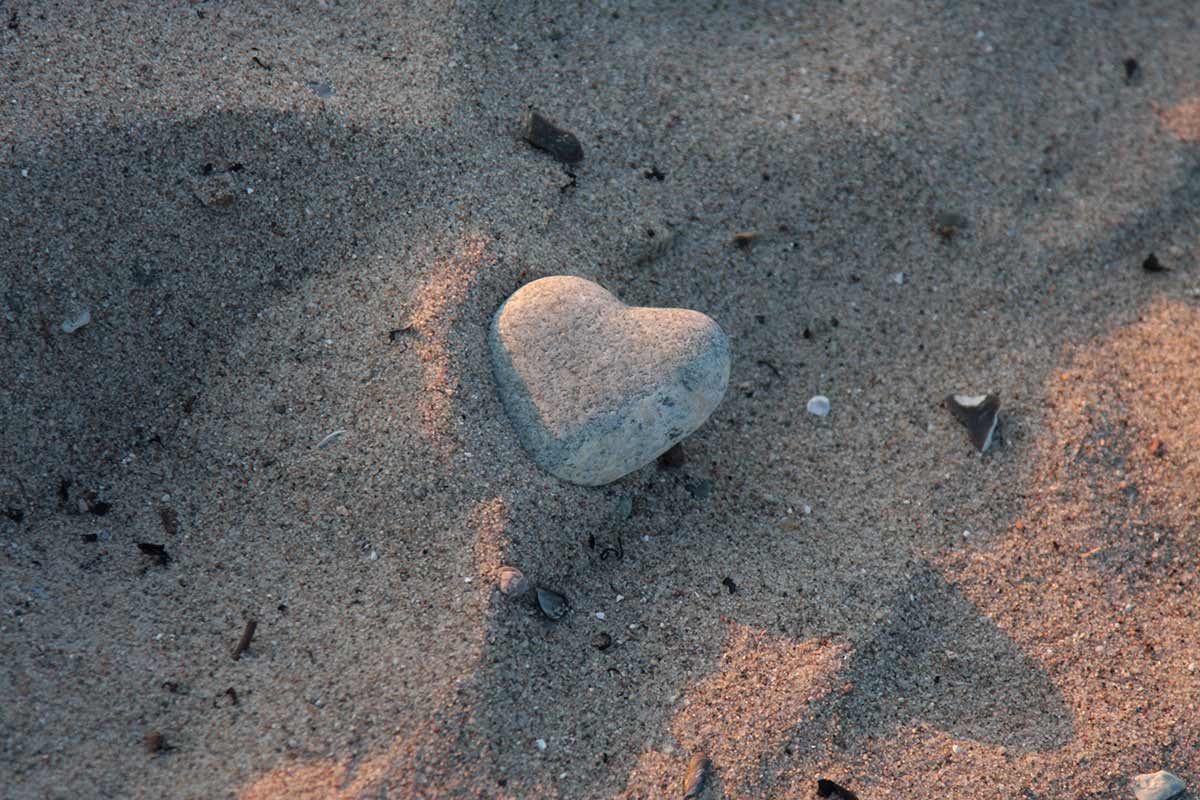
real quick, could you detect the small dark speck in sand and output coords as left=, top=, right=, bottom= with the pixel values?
left=144, top=731, right=166, bottom=755
left=816, top=778, right=859, bottom=799
left=137, top=542, right=171, bottom=566
left=722, top=577, right=737, bottom=594
left=1142, top=252, right=1167, bottom=272
left=523, top=109, right=583, bottom=165
left=1123, top=57, right=1140, bottom=82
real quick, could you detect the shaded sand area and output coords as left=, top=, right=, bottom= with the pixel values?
left=3, top=2, right=1200, bottom=798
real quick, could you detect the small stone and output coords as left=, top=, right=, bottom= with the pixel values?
left=816, top=778, right=859, bottom=800
left=535, top=738, right=547, bottom=751
left=536, top=587, right=569, bottom=620
left=144, top=731, right=165, bottom=755
left=806, top=395, right=830, bottom=417
left=522, top=109, right=583, bottom=164
left=1142, top=252, right=1168, bottom=273
left=1130, top=770, right=1185, bottom=800
left=732, top=231, right=759, bottom=249
left=497, top=566, right=530, bottom=598
left=61, top=308, right=91, bottom=333
left=594, top=611, right=606, bottom=621
left=1149, top=437, right=1166, bottom=457
left=934, top=210, right=968, bottom=239
left=592, top=632, right=612, bottom=650
left=490, top=276, right=730, bottom=486
left=682, top=754, right=711, bottom=799
left=890, top=271, right=905, bottom=286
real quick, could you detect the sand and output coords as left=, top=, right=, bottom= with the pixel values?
left=2, top=1, right=1199, bottom=798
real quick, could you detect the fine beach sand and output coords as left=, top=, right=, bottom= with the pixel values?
left=3, top=2, right=1200, bottom=798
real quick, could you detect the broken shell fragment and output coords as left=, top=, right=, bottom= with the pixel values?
left=61, top=308, right=91, bottom=333
left=945, top=392, right=1000, bottom=453
left=682, top=753, right=712, bottom=798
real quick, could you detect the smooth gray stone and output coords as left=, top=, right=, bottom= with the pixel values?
left=489, top=276, right=729, bottom=486
left=1131, top=770, right=1186, bottom=800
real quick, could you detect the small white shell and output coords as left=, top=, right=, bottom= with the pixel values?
left=806, top=395, right=831, bottom=417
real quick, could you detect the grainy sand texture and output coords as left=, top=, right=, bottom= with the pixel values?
left=3, top=2, right=1200, bottom=798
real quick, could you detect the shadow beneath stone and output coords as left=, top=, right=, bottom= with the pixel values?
left=824, top=563, right=1072, bottom=753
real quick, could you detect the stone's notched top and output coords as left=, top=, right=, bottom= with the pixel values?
left=945, top=392, right=1000, bottom=453
left=489, top=276, right=730, bottom=486
left=523, top=109, right=583, bottom=165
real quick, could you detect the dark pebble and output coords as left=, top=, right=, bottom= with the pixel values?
left=1142, top=252, right=1167, bottom=272
left=159, top=507, right=179, bottom=536
left=536, top=587, right=569, bottom=621
left=732, top=231, right=759, bottom=249
left=3, top=507, right=23, bottom=523
left=523, top=110, right=583, bottom=164
left=1124, top=57, right=1140, bottom=82
left=592, top=632, right=612, bottom=651
left=144, top=731, right=165, bottom=755
left=722, top=577, right=737, bottom=594
left=137, top=542, right=171, bottom=565
left=816, top=778, right=859, bottom=799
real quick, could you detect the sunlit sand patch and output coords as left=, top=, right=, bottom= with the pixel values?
left=1161, top=95, right=1200, bottom=142
left=238, top=496, right=512, bottom=799
left=238, top=711, right=506, bottom=800
left=933, top=298, right=1200, bottom=789
left=623, top=622, right=849, bottom=799
left=408, top=233, right=493, bottom=450
left=240, top=758, right=374, bottom=800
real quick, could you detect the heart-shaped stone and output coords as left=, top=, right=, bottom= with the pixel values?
left=489, top=276, right=730, bottom=486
